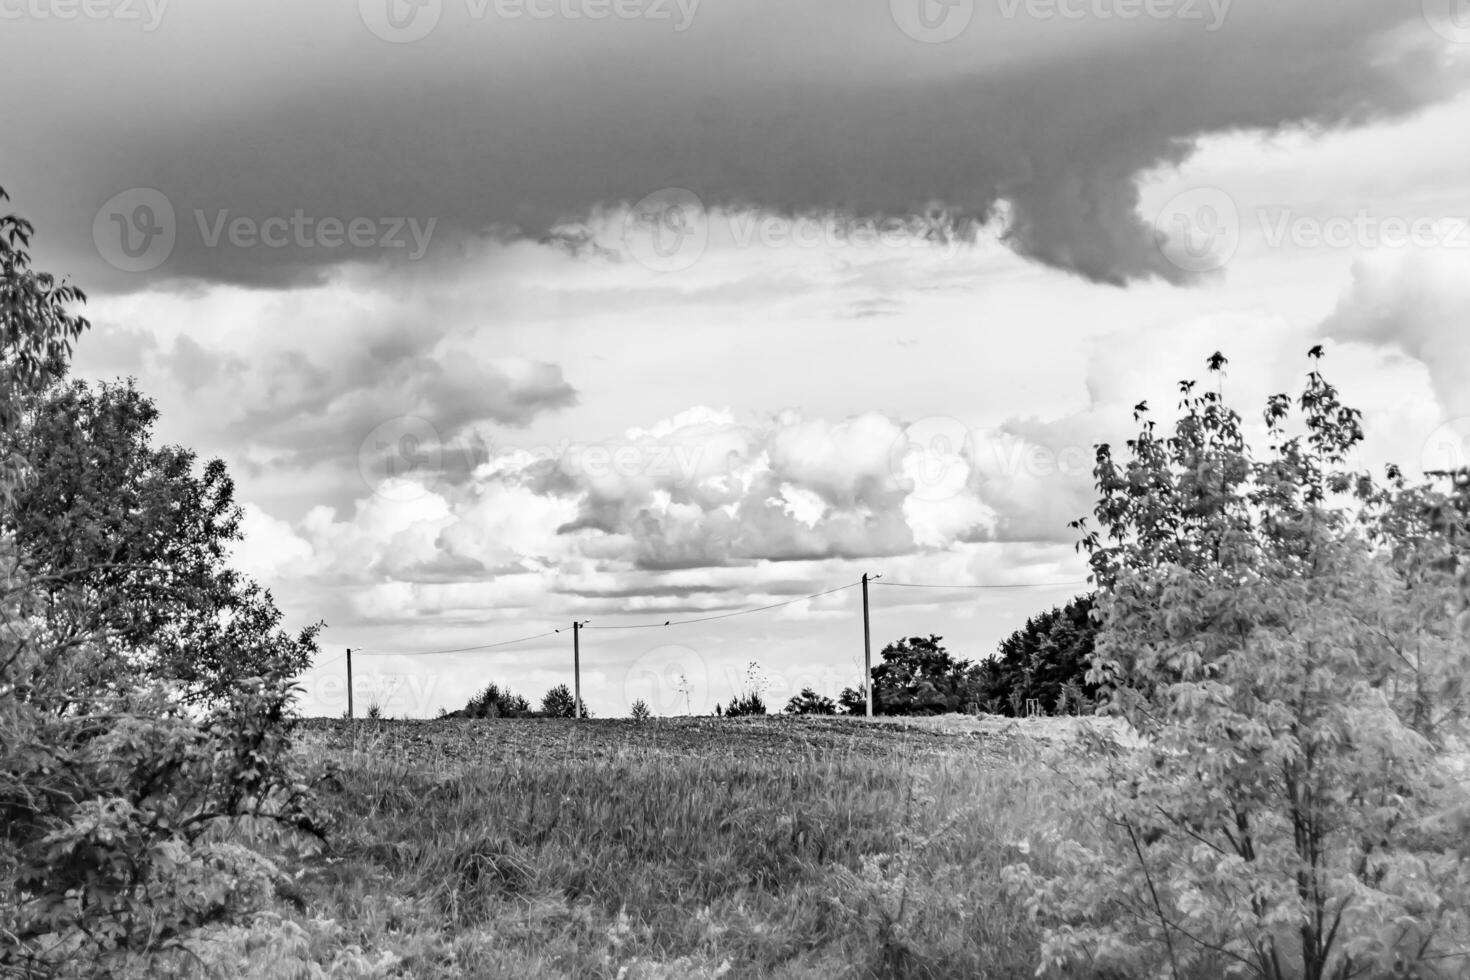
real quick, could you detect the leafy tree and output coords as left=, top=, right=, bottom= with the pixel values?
left=0, top=186, right=324, bottom=976
left=540, top=683, right=578, bottom=718
left=1005, top=352, right=1470, bottom=980
left=3, top=379, right=321, bottom=704
left=456, top=682, right=534, bottom=719
left=837, top=684, right=867, bottom=715
left=981, top=594, right=1098, bottom=715
left=870, top=635, right=977, bottom=715
left=630, top=698, right=652, bottom=721
left=784, top=686, right=837, bottom=715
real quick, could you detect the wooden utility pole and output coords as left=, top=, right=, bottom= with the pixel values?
left=572, top=621, right=584, bottom=719
left=346, top=648, right=354, bottom=720
left=861, top=574, right=870, bottom=718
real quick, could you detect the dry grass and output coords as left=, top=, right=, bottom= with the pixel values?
left=167, top=715, right=1093, bottom=979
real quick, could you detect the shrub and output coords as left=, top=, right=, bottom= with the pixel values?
left=630, top=698, right=652, bottom=721
left=0, top=185, right=324, bottom=977
left=1004, top=351, right=1470, bottom=980
left=784, top=687, right=836, bottom=715
left=460, top=682, right=534, bottom=719
left=540, top=683, right=578, bottom=718
left=724, top=692, right=766, bottom=717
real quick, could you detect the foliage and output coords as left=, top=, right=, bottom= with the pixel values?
left=979, top=594, right=1097, bottom=716
left=540, top=684, right=578, bottom=718
left=837, top=684, right=867, bottom=715
left=723, top=692, right=766, bottom=717
left=630, top=698, right=652, bottom=721
left=456, top=682, right=534, bottom=719
left=1005, top=351, right=1470, bottom=980
left=783, top=687, right=836, bottom=715
left=3, top=379, right=321, bottom=704
left=870, top=635, right=979, bottom=715
left=724, top=661, right=768, bottom=716
left=0, top=185, right=324, bottom=977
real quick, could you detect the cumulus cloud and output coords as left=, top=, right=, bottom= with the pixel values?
left=1319, top=253, right=1470, bottom=418
left=9, top=0, right=1460, bottom=290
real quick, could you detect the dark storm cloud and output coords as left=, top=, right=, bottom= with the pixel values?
left=6, top=0, right=1458, bottom=291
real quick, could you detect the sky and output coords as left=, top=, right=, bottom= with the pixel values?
left=6, top=0, right=1470, bottom=717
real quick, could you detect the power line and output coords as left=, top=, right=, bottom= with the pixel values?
left=352, top=629, right=561, bottom=658
left=583, top=582, right=862, bottom=631
left=875, top=580, right=1087, bottom=590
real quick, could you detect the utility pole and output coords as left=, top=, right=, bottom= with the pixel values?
left=572, top=621, right=586, bottom=718
left=862, top=574, right=880, bottom=718
left=345, top=648, right=354, bottom=720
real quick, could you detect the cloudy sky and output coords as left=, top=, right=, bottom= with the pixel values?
left=7, top=0, right=1470, bottom=716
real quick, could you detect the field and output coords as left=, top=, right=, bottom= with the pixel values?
left=191, top=715, right=1091, bottom=980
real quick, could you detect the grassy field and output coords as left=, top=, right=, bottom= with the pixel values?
left=186, top=715, right=1089, bottom=979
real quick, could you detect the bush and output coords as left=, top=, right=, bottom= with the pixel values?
left=724, top=692, right=766, bottom=717
left=460, top=682, right=534, bottom=719
left=784, top=687, right=836, bottom=715
left=1004, top=351, right=1470, bottom=979
left=540, top=684, right=578, bottom=718
left=630, top=699, right=652, bottom=721
left=0, top=186, right=325, bottom=977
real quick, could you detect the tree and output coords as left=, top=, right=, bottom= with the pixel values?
left=0, top=186, right=324, bottom=976
left=980, top=594, right=1098, bottom=715
left=1004, top=352, right=1470, bottom=979
left=3, top=378, right=321, bottom=704
left=540, top=683, right=578, bottom=718
left=870, top=635, right=977, bottom=715
left=784, top=686, right=836, bottom=715
left=456, top=682, right=534, bottom=719
left=837, top=684, right=867, bottom=715
left=630, top=698, right=652, bottom=721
